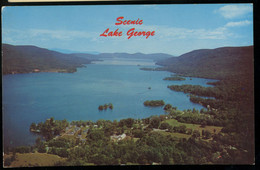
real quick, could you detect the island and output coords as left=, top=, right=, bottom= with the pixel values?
left=98, top=103, right=113, bottom=111
left=139, top=67, right=164, bottom=71
left=163, top=76, right=186, bottom=81
left=143, top=100, right=165, bottom=107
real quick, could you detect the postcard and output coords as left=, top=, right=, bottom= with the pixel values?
left=2, top=3, right=254, bottom=166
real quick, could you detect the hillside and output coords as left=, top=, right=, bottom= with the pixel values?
left=156, top=46, right=254, bottom=79
left=2, top=44, right=92, bottom=74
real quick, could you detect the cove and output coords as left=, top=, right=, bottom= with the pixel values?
left=3, top=58, right=216, bottom=148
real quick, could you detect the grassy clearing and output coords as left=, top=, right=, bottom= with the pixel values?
left=155, top=131, right=191, bottom=139
left=5, top=152, right=67, bottom=167
left=133, top=137, right=140, bottom=142
left=164, top=119, right=222, bottom=134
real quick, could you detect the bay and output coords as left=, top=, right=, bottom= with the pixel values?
left=3, top=58, right=216, bottom=148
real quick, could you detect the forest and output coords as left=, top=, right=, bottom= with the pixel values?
left=4, top=98, right=252, bottom=166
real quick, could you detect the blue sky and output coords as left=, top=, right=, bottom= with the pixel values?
left=2, top=4, right=253, bottom=55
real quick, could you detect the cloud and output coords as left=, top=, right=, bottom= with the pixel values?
left=225, top=20, right=251, bottom=27
left=2, top=28, right=100, bottom=45
left=29, top=29, right=96, bottom=40
left=217, top=5, right=252, bottom=19
left=120, top=24, right=232, bottom=40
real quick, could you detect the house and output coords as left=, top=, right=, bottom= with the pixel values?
left=110, top=133, right=126, bottom=142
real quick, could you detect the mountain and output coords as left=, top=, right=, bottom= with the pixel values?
left=2, top=44, right=173, bottom=75
left=2, top=44, right=92, bottom=74
left=156, top=46, right=254, bottom=79
left=70, top=53, right=100, bottom=60
left=97, top=52, right=173, bottom=61
left=50, top=48, right=100, bottom=55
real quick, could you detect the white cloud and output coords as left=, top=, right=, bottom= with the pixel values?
left=225, top=20, right=251, bottom=27
left=29, top=29, right=96, bottom=40
left=2, top=28, right=100, bottom=45
left=217, top=4, right=252, bottom=19
left=120, top=24, right=232, bottom=40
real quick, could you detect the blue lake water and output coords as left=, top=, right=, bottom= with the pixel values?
left=3, top=58, right=216, bottom=148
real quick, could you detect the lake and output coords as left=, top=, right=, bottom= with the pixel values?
left=3, top=58, right=216, bottom=148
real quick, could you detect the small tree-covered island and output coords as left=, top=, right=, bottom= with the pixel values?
left=98, top=103, right=114, bottom=111
left=3, top=45, right=254, bottom=166
left=144, top=100, right=165, bottom=107
left=163, top=75, right=186, bottom=81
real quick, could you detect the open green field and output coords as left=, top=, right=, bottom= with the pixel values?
left=164, top=119, right=222, bottom=134
left=4, top=152, right=67, bottom=167
left=153, top=131, right=191, bottom=139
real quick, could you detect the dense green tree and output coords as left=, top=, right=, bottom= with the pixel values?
left=132, top=129, right=145, bottom=138
left=192, top=130, right=200, bottom=138
left=104, top=104, right=108, bottom=110
left=125, top=118, right=135, bottom=128
left=203, top=130, right=212, bottom=139
left=164, top=104, right=172, bottom=111
left=37, top=143, right=46, bottom=153
left=178, top=125, right=187, bottom=134
left=88, top=129, right=107, bottom=142
left=149, top=116, right=161, bottom=128
left=159, top=122, right=171, bottom=130
left=118, top=118, right=134, bottom=128
left=98, top=105, right=104, bottom=111
left=108, top=103, right=113, bottom=110
left=30, top=123, right=37, bottom=131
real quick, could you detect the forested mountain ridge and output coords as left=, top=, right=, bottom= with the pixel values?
left=157, top=45, right=255, bottom=164
left=2, top=44, right=173, bottom=74
left=2, top=44, right=92, bottom=74
left=156, top=46, right=254, bottom=79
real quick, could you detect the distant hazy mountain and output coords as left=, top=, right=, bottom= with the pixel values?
left=156, top=46, right=254, bottom=79
left=50, top=48, right=100, bottom=55
left=3, top=44, right=91, bottom=74
left=4, top=43, right=251, bottom=79
left=50, top=49, right=173, bottom=61
left=70, top=53, right=100, bottom=60
left=97, top=52, right=174, bottom=61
